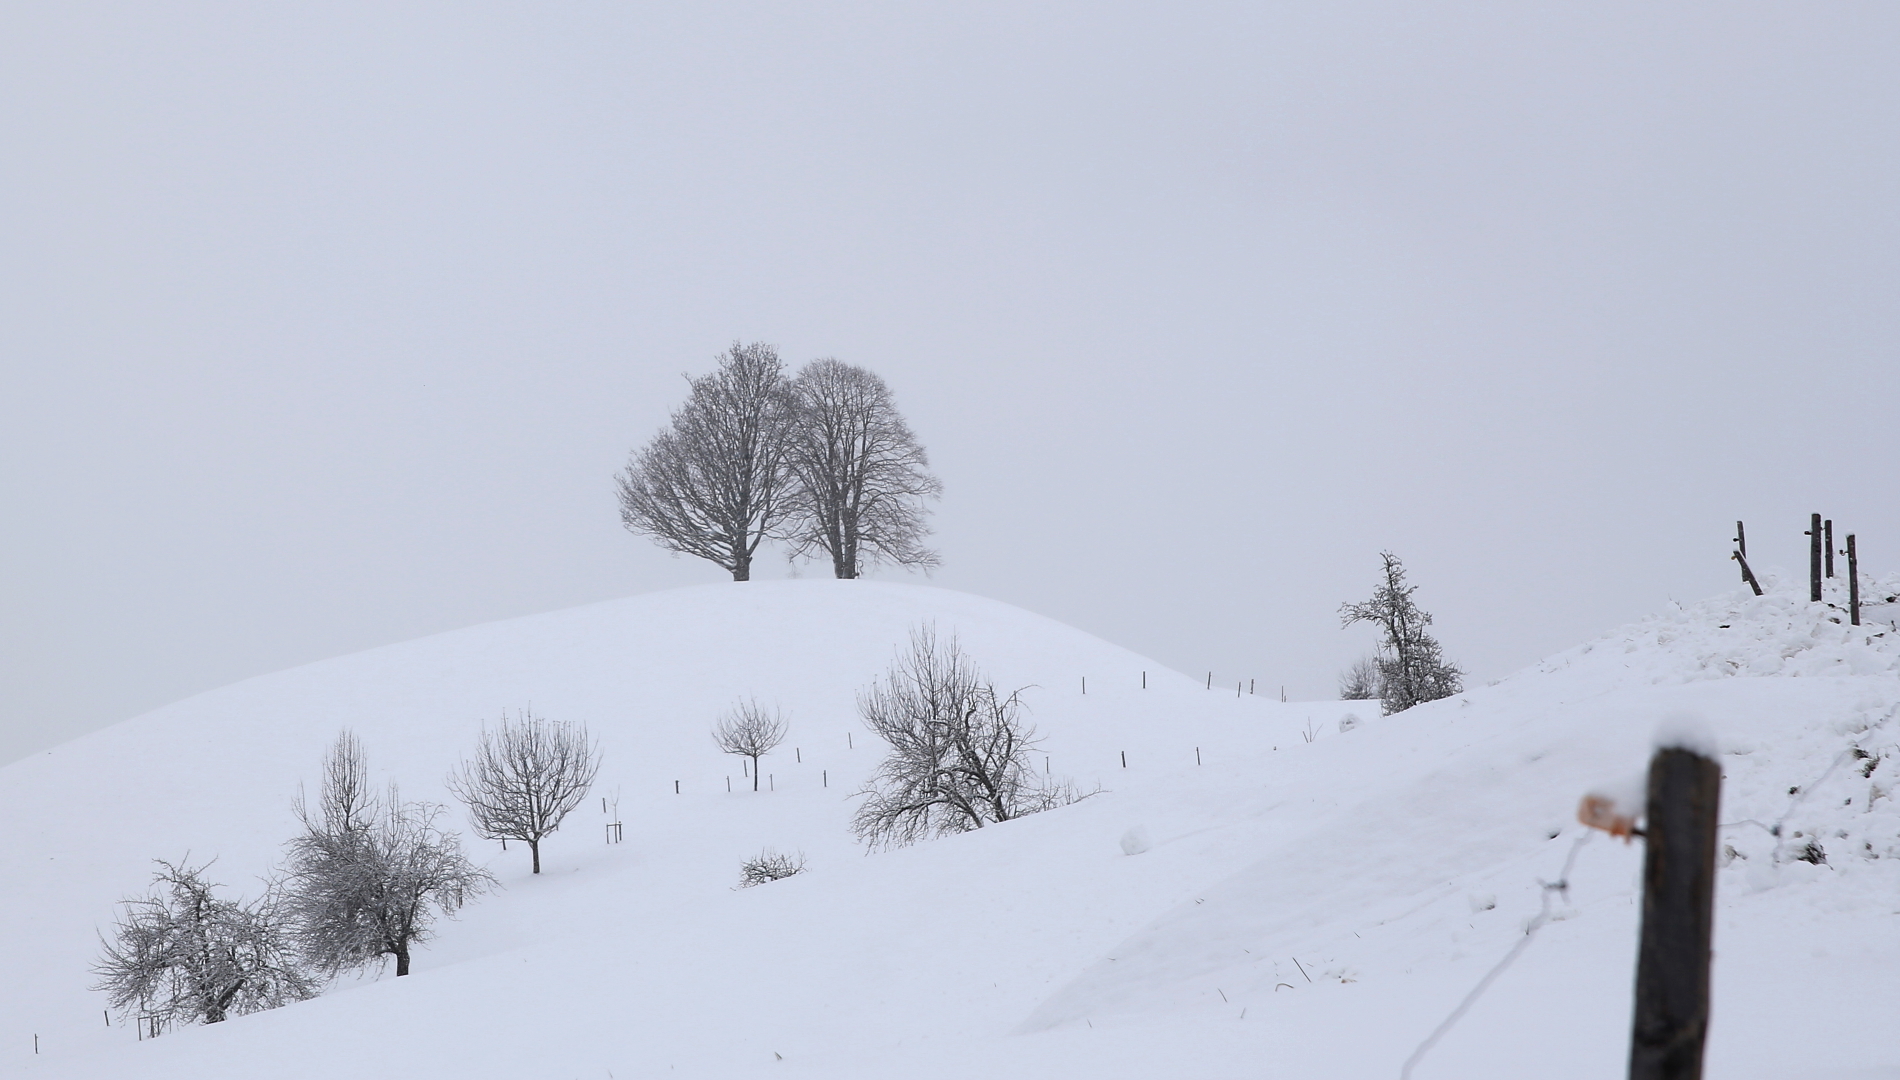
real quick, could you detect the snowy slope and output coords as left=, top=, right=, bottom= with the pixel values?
left=6, top=576, right=1900, bottom=1079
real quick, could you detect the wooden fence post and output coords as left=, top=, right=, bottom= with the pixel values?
left=1824, top=519, right=1835, bottom=578
left=1629, top=744, right=1721, bottom=1080
left=1734, top=520, right=1746, bottom=559
left=1847, top=535, right=1860, bottom=626
left=1809, top=513, right=1823, bottom=601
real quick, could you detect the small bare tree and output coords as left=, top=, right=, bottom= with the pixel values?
left=713, top=698, right=788, bottom=792
left=448, top=710, right=601, bottom=874
left=852, top=625, right=1083, bottom=849
left=1337, top=655, right=1383, bottom=700
left=93, top=859, right=314, bottom=1028
left=280, top=732, right=494, bottom=977
left=616, top=342, right=798, bottom=581
left=784, top=359, right=942, bottom=577
left=1339, top=551, right=1463, bottom=714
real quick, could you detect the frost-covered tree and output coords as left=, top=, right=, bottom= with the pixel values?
left=280, top=732, right=493, bottom=977
left=447, top=710, right=601, bottom=874
left=616, top=342, right=798, bottom=581
left=92, top=859, right=314, bottom=1029
left=852, top=625, right=1084, bottom=849
left=1339, top=551, right=1463, bottom=714
left=784, top=359, right=941, bottom=577
left=713, top=698, right=787, bottom=792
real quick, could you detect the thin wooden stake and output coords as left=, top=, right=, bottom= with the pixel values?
left=1810, top=512, right=1824, bottom=601
left=1629, top=745, right=1721, bottom=1080
left=1734, top=520, right=1747, bottom=559
left=1142, top=670, right=1147, bottom=689
left=823, top=770, right=828, bottom=788
left=1082, top=676, right=1087, bottom=695
left=1206, top=671, right=1212, bottom=689
left=1120, top=751, right=1127, bottom=768
left=1848, top=535, right=1860, bottom=626
left=674, top=780, right=679, bottom=795
left=1733, top=548, right=1763, bottom=596
left=796, top=747, right=801, bottom=763
left=1196, top=747, right=1202, bottom=766
left=1825, top=519, right=1835, bottom=578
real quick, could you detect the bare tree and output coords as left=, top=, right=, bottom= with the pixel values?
left=1337, top=655, right=1383, bottom=700
left=784, top=359, right=942, bottom=577
left=852, top=625, right=1085, bottom=849
left=280, top=733, right=494, bottom=978
left=616, top=342, right=797, bottom=581
left=447, top=710, right=601, bottom=874
left=713, top=698, right=788, bottom=792
left=1339, top=551, right=1464, bottom=714
left=93, top=859, right=314, bottom=1028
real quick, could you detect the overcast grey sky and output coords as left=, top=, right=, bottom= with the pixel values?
left=3, top=3, right=1895, bottom=764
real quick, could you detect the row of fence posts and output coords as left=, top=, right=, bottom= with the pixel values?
left=1733, top=516, right=1862, bottom=625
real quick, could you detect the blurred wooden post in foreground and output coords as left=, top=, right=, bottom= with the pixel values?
left=1825, top=519, right=1835, bottom=578
left=1629, top=746, right=1721, bottom=1080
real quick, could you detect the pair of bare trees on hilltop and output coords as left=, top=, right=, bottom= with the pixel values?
left=617, top=342, right=943, bottom=581
left=95, top=713, right=599, bottom=1032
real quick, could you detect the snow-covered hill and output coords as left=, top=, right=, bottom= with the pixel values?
left=6, top=576, right=1899, bottom=1079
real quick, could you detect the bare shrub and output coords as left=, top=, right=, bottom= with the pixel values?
left=736, top=848, right=807, bottom=888
left=852, top=625, right=1088, bottom=849
left=713, top=698, right=788, bottom=792
left=93, top=859, right=313, bottom=1028
left=1337, top=655, right=1383, bottom=700
left=448, top=710, right=601, bottom=874
left=281, top=732, right=494, bottom=977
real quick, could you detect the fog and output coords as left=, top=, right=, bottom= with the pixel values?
left=3, top=3, right=1895, bottom=763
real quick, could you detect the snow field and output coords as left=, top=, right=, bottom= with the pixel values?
left=5, top=575, right=1900, bottom=1078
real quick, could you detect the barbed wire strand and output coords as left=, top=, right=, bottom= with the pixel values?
left=1398, top=833, right=1591, bottom=1080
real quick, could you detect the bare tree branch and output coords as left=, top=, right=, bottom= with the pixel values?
left=447, top=710, right=601, bottom=874
left=784, top=359, right=941, bottom=578
left=280, top=732, right=494, bottom=978
left=851, top=625, right=1089, bottom=849
left=92, top=859, right=313, bottom=1028
left=616, top=342, right=797, bottom=581
left=712, top=698, right=787, bottom=792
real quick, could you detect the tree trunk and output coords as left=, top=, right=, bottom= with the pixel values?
left=395, top=943, right=410, bottom=977
left=751, top=754, right=761, bottom=791
left=530, top=838, right=541, bottom=874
